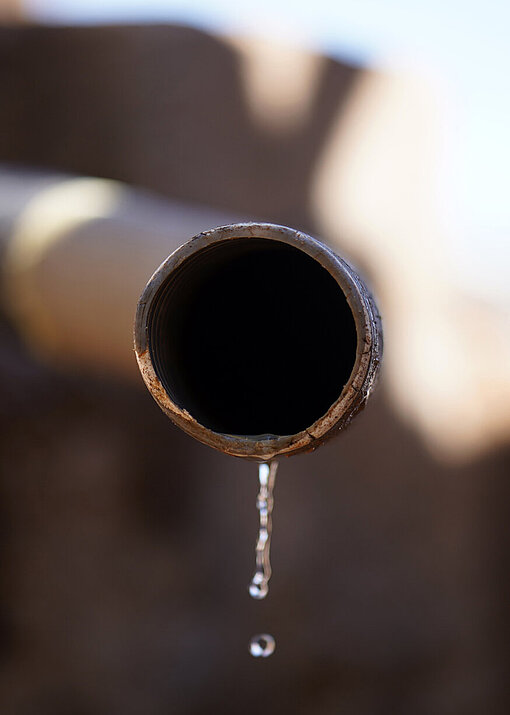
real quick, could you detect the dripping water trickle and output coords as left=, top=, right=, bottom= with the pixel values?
left=248, top=460, right=278, bottom=657
left=249, top=461, right=278, bottom=599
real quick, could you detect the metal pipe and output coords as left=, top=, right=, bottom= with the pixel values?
left=134, top=223, right=382, bottom=460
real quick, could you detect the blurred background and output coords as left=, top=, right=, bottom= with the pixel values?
left=0, top=0, right=509, bottom=713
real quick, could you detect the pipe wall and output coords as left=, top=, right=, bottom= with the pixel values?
left=1, top=169, right=238, bottom=379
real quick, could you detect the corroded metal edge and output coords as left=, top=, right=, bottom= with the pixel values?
left=134, top=222, right=382, bottom=460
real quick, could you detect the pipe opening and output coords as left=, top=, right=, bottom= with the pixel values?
left=148, top=238, right=357, bottom=437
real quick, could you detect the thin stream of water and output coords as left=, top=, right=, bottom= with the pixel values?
left=249, top=461, right=278, bottom=658
left=248, top=461, right=278, bottom=599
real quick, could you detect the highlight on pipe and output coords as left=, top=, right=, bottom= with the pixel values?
left=134, top=223, right=382, bottom=460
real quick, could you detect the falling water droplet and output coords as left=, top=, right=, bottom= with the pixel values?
left=248, top=461, right=278, bottom=600
left=248, top=572, right=269, bottom=599
left=249, top=633, right=276, bottom=658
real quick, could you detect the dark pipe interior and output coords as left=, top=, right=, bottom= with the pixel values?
left=149, top=238, right=357, bottom=437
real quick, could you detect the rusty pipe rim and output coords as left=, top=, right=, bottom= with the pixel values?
left=134, top=223, right=382, bottom=460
